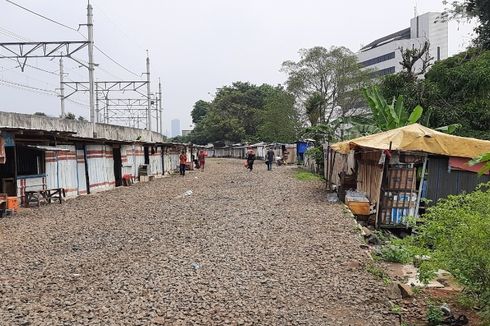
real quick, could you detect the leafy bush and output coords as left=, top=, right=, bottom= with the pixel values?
left=305, top=146, right=324, bottom=166
left=376, top=244, right=412, bottom=264
left=426, top=303, right=444, bottom=326
left=405, top=182, right=490, bottom=322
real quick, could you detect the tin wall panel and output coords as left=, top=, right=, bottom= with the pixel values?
left=76, top=149, right=87, bottom=195
left=86, top=144, right=115, bottom=193
left=427, top=157, right=490, bottom=204
left=149, top=147, right=163, bottom=176
left=16, top=176, right=47, bottom=200
left=45, top=146, right=78, bottom=198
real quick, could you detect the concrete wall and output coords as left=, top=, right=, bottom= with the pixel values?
left=0, top=111, right=166, bottom=144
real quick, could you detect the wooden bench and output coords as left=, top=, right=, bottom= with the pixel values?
left=24, top=188, right=65, bottom=208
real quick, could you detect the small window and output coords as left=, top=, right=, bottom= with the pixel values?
left=16, top=146, right=45, bottom=176
left=437, top=46, right=441, bottom=61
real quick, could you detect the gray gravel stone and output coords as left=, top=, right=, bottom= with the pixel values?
left=0, top=159, right=398, bottom=325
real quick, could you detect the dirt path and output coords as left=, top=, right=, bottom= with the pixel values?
left=0, top=159, right=398, bottom=325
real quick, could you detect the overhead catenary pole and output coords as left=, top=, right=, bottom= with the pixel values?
left=87, top=1, right=96, bottom=126
left=155, top=90, right=159, bottom=133
left=158, top=79, right=163, bottom=135
left=146, top=51, right=151, bottom=130
left=59, top=56, right=65, bottom=118
left=105, top=96, right=109, bottom=123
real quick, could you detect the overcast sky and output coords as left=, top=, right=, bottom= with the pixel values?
left=0, top=0, right=475, bottom=136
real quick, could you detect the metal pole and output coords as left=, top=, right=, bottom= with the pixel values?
left=59, top=56, right=65, bottom=118
left=155, top=93, right=159, bottom=133
left=87, top=1, right=96, bottom=126
left=105, top=96, right=109, bottom=124
left=146, top=51, right=151, bottom=131
left=95, top=86, right=99, bottom=122
left=159, top=79, right=163, bottom=135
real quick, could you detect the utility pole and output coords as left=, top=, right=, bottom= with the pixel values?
left=59, top=56, right=65, bottom=118
left=87, top=1, right=96, bottom=127
left=105, top=96, right=109, bottom=123
left=95, top=86, right=99, bottom=122
left=155, top=91, right=159, bottom=133
left=146, top=51, right=151, bottom=131
left=158, top=79, right=163, bottom=135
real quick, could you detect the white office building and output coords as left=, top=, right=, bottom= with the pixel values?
left=358, top=12, right=448, bottom=77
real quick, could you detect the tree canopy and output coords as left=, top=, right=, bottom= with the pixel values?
left=187, top=82, right=300, bottom=144
left=282, top=46, right=371, bottom=128
left=379, top=49, right=490, bottom=139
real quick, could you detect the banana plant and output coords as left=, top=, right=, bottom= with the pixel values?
left=362, top=86, right=423, bottom=131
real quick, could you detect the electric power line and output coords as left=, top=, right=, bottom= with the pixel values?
left=5, top=0, right=79, bottom=32
left=93, top=44, right=140, bottom=77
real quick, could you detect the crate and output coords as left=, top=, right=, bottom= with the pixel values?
left=347, top=201, right=371, bottom=215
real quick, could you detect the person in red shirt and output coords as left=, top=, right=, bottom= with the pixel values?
left=179, top=150, right=187, bottom=176
left=198, top=150, right=206, bottom=171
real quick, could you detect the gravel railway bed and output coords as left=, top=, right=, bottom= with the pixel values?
left=0, top=159, right=398, bottom=325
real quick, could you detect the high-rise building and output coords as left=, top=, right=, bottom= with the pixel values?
left=357, top=12, right=448, bottom=77
left=171, top=119, right=181, bottom=137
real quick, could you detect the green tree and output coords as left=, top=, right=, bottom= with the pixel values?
left=282, top=46, right=371, bottom=127
left=188, top=82, right=300, bottom=144
left=191, top=100, right=211, bottom=124
left=379, top=49, right=490, bottom=139
left=425, top=49, right=490, bottom=139
left=258, top=88, right=300, bottom=143
left=444, top=0, right=490, bottom=49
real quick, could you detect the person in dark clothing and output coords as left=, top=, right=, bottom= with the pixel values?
left=246, top=147, right=256, bottom=172
left=266, top=147, right=275, bottom=171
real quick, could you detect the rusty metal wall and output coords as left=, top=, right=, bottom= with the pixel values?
left=86, top=144, right=115, bottom=193
left=426, top=156, right=490, bottom=204
left=76, top=149, right=87, bottom=195
left=45, top=145, right=79, bottom=198
left=16, top=176, right=46, bottom=201
left=149, top=147, right=163, bottom=176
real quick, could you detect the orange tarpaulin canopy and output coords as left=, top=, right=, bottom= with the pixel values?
left=331, top=124, right=490, bottom=159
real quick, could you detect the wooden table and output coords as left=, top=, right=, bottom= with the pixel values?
left=24, top=188, right=65, bottom=208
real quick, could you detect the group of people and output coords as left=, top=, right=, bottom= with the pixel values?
left=245, top=146, right=275, bottom=172
left=178, top=146, right=277, bottom=176
left=179, top=150, right=207, bottom=176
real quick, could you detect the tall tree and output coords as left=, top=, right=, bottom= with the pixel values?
left=444, top=0, right=490, bottom=49
left=281, top=46, right=371, bottom=128
left=188, top=82, right=301, bottom=144
left=191, top=100, right=211, bottom=124
left=379, top=49, right=490, bottom=139
left=258, top=87, right=300, bottom=143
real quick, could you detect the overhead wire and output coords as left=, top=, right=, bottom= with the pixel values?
left=2, top=0, right=146, bottom=114
left=4, top=0, right=79, bottom=32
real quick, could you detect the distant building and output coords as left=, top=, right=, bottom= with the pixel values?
left=171, top=119, right=180, bottom=138
left=357, top=12, right=448, bottom=77
left=181, top=129, right=192, bottom=137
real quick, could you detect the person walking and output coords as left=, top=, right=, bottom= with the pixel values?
left=266, top=147, right=275, bottom=171
left=179, top=150, right=187, bottom=176
left=246, top=146, right=256, bottom=172
left=198, top=150, right=206, bottom=172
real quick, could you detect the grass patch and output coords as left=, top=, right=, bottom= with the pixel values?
left=294, top=169, right=322, bottom=181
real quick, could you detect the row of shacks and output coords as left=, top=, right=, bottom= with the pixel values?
left=0, top=112, right=201, bottom=204
left=326, top=124, right=490, bottom=229
left=207, top=141, right=311, bottom=164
